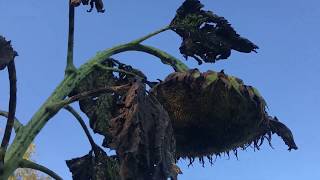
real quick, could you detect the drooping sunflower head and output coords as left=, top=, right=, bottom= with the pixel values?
left=151, top=69, right=297, bottom=160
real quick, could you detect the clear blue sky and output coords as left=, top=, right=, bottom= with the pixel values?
left=1, top=0, right=319, bottom=179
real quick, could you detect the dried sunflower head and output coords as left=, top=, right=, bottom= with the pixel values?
left=71, top=0, right=105, bottom=13
left=170, top=0, right=258, bottom=65
left=0, top=35, right=18, bottom=70
left=151, top=69, right=297, bottom=160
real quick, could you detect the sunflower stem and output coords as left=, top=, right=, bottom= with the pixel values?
left=94, top=63, right=146, bottom=78
left=63, top=105, right=100, bottom=154
left=1, top=30, right=188, bottom=179
left=131, top=25, right=170, bottom=44
left=19, top=159, right=63, bottom=180
left=0, top=61, right=17, bottom=173
left=0, top=110, right=23, bottom=133
left=65, top=1, right=77, bottom=76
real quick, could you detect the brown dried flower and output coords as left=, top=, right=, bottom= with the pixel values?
left=0, top=36, right=17, bottom=70
left=151, top=69, right=297, bottom=161
left=170, top=0, right=258, bottom=65
left=71, top=0, right=105, bottom=13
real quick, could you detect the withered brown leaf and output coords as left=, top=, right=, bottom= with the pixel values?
left=170, top=0, right=258, bottom=65
left=0, top=35, right=18, bottom=70
left=105, top=81, right=178, bottom=180
left=66, top=146, right=120, bottom=180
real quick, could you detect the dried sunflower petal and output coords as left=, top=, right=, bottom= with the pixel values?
left=170, top=0, right=258, bottom=64
left=151, top=69, right=297, bottom=160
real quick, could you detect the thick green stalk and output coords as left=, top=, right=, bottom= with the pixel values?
left=133, top=44, right=189, bottom=72
left=1, top=26, right=188, bottom=178
left=1, top=41, right=188, bottom=179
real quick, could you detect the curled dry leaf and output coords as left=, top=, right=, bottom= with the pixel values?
left=71, top=0, right=105, bottom=13
left=170, top=0, right=258, bottom=64
left=151, top=69, right=297, bottom=162
left=269, top=116, right=298, bottom=151
left=70, top=59, right=116, bottom=138
left=71, top=58, right=146, bottom=139
left=0, top=35, right=18, bottom=70
left=105, top=81, right=178, bottom=180
left=71, top=58, right=179, bottom=179
left=66, top=146, right=120, bottom=180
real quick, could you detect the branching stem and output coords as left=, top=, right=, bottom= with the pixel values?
left=131, top=25, right=170, bottom=44
left=1, top=28, right=188, bottom=179
left=19, top=159, right=63, bottom=180
left=0, top=111, right=23, bottom=133
left=94, top=63, right=145, bottom=78
left=47, top=84, right=129, bottom=112
left=0, top=61, right=17, bottom=169
left=63, top=105, right=99, bottom=153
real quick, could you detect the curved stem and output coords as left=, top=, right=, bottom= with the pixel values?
left=2, top=38, right=188, bottom=179
left=94, top=64, right=146, bottom=79
left=65, top=1, right=77, bottom=75
left=132, top=44, right=189, bottom=72
left=63, top=105, right=98, bottom=153
left=19, top=159, right=62, bottom=180
left=0, top=61, right=17, bottom=166
left=48, top=84, right=129, bottom=112
left=131, top=25, right=170, bottom=44
left=0, top=111, right=23, bottom=133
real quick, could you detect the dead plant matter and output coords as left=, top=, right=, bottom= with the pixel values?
left=170, top=0, right=258, bottom=65
left=105, top=81, right=178, bottom=180
left=71, top=59, right=178, bottom=179
left=66, top=146, right=120, bottom=180
left=0, top=36, right=18, bottom=70
left=70, top=58, right=146, bottom=141
left=151, top=69, right=297, bottom=161
left=71, top=0, right=105, bottom=13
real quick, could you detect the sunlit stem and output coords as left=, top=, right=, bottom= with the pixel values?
left=65, top=1, right=77, bottom=76
left=19, top=159, right=63, bottom=180
left=1, top=28, right=189, bottom=179
left=0, top=111, right=23, bottom=132
left=131, top=25, right=170, bottom=44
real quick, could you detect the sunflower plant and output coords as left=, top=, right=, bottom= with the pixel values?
left=0, top=0, right=297, bottom=179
